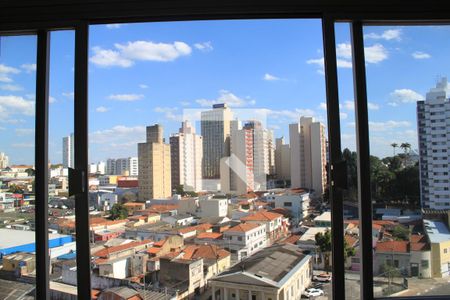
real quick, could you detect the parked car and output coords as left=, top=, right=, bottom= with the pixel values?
left=313, top=273, right=332, bottom=282
left=303, top=288, right=324, bottom=298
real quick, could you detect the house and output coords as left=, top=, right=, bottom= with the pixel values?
left=176, top=223, right=213, bottom=239
left=423, top=219, right=450, bottom=278
left=162, top=214, right=195, bottom=227
left=222, top=223, right=267, bottom=261
left=314, top=212, right=331, bottom=227
left=194, top=232, right=223, bottom=246
left=173, top=244, right=231, bottom=283
left=98, top=286, right=142, bottom=300
left=374, top=236, right=431, bottom=278
left=123, top=202, right=146, bottom=215
left=147, top=235, right=184, bottom=258
left=199, top=197, right=229, bottom=218
left=210, top=244, right=312, bottom=300
left=265, top=189, right=310, bottom=223
left=241, top=210, right=285, bottom=243
left=2, top=252, right=36, bottom=275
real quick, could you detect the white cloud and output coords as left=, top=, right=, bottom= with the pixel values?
left=179, top=101, right=190, bottom=106
left=15, top=128, right=34, bottom=136
left=90, top=125, right=146, bottom=145
left=0, top=95, right=35, bottom=117
left=154, top=107, right=182, bottom=121
left=318, top=102, right=327, bottom=110
left=388, top=89, right=423, bottom=106
left=195, top=90, right=255, bottom=107
left=49, top=96, right=57, bottom=104
left=108, top=94, right=144, bottom=101
left=0, top=75, right=13, bottom=83
left=412, top=51, right=431, bottom=59
left=194, top=41, right=213, bottom=52
left=90, top=40, right=192, bottom=68
left=96, top=106, right=110, bottom=113
left=263, top=73, right=280, bottom=81
left=336, top=43, right=352, bottom=59
left=21, top=63, right=37, bottom=73
left=364, top=29, right=402, bottom=41
left=364, top=44, right=388, bottom=63
left=367, top=102, right=380, bottom=110
left=106, top=24, right=122, bottom=29
left=90, top=47, right=133, bottom=68
left=340, top=112, right=348, bottom=120
left=12, top=143, right=34, bottom=148
left=0, top=64, right=20, bottom=75
left=348, top=120, right=411, bottom=131
left=0, top=84, right=23, bottom=91
left=62, top=91, right=74, bottom=98
left=139, top=84, right=149, bottom=89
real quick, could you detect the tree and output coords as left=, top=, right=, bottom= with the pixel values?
left=25, top=168, right=35, bottom=176
left=110, top=203, right=128, bottom=220
left=392, top=225, right=410, bottom=241
left=390, top=143, right=398, bottom=156
left=121, top=192, right=137, bottom=203
left=380, top=262, right=401, bottom=291
left=400, top=143, right=411, bottom=155
left=8, top=184, right=24, bottom=194
left=315, top=230, right=332, bottom=273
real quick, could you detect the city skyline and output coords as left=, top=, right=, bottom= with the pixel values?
left=1, top=22, right=449, bottom=164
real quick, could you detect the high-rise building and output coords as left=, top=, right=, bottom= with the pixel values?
left=89, top=161, right=106, bottom=175
left=170, top=121, right=203, bottom=192
left=275, top=137, right=291, bottom=180
left=138, top=124, right=171, bottom=200
left=201, top=103, right=233, bottom=179
left=289, top=116, right=327, bottom=195
left=0, top=152, right=9, bottom=169
left=105, top=157, right=138, bottom=176
left=62, top=133, right=74, bottom=168
left=417, top=78, right=450, bottom=210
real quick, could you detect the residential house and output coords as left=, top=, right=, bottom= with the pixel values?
left=222, top=223, right=267, bottom=261
left=241, top=210, right=285, bottom=243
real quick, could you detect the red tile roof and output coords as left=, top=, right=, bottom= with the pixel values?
left=224, top=223, right=260, bottom=233
left=241, top=210, right=282, bottom=221
left=196, top=232, right=223, bottom=239
left=181, top=244, right=230, bottom=260
left=376, top=241, right=408, bottom=253
left=94, top=240, right=152, bottom=258
left=345, top=234, right=358, bottom=247
left=177, top=223, right=212, bottom=234
left=283, top=235, right=300, bottom=244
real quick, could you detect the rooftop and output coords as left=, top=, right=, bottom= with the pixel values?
left=0, top=228, right=71, bottom=250
left=241, top=210, right=282, bottom=222
left=196, top=232, right=223, bottom=239
left=93, top=239, right=152, bottom=258
left=213, top=244, right=309, bottom=285
left=314, top=211, right=331, bottom=222
left=224, top=223, right=261, bottom=233
left=180, top=244, right=230, bottom=261
left=424, top=219, right=450, bottom=243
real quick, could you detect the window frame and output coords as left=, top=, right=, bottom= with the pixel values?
left=2, top=3, right=450, bottom=300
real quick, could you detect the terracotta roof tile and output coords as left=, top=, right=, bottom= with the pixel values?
left=196, top=232, right=223, bottom=239
left=241, top=210, right=282, bottom=221
left=94, top=239, right=152, bottom=258
left=376, top=241, right=408, bottom=253
left=224, top=223, right=260, bottom=233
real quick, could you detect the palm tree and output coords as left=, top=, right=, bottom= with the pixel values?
left=400, top=142, right=411, bottom=155
left=390, top=143, right=398, bottom=156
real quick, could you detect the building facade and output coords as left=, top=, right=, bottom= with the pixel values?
left=275, top=137, right=291, bottom=181
left=106, top=157, right=138, bottom=176
left=170, top=121, right=203, bottom=192
left=201, top=104, right=233, bottom=179
left=417, top=78, right=450, bottom=209
left=138, top=125, right=171, bottom=200
left=289, top=117, right=327, bottom=195
left=62, top=133, right=74, bottom=168
left=222, top=223, right=267, bottom=260
left=0, top=152, right=9, bottom=169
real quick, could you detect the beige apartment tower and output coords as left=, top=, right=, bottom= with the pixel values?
left=138, top=124, right=171, bottom=200
left=289, top=116, right=327, bottom=195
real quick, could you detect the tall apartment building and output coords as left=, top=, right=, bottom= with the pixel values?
left=275, top=137, right=291, bottom=180
left=62, top=133, right=74, bottom=168
left=201, top=103, right=233, bottom=179
left=289, top=116, right=327, bottom=195
left=0, top=152, right=9, bottom=169
left=106, top=157, right=138, bottom=176
left=417, top=78, right=450, bottom=210
left=138, top=125, right=171, bottom=200
left=170, top=121, right=203, bottom=192
left=89, top=161, right=106, bottom=174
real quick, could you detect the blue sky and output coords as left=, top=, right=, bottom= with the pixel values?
left=0, top=21, right=448, bottom=165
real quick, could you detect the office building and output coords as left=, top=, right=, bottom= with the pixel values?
left=201, top=103, right=233, bottom=179
left=138, top=124, right=171, bottom=200
left=289, top=117, right=327, bottom=195
left=0, top=152, right=9, bottom=169
left=105, top=157, right=138, bottom=176
left=170, top=121, right=203, bottom=192
left=62, top=133, right=74, bottom=168
left=417, top=78, right=450, bottom=209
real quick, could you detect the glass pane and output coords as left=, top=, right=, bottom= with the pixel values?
left=363, top=25, right=450, bottom=297
left=0, top=34, right=37, bottom=298
left=48, top=30, right=77, bottom=297
left=89, top=19, right=331, bottom=299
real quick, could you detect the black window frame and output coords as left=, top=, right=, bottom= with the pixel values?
left=2, top=2, right=450, bottom=300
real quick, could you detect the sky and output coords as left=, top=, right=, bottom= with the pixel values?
left=0, top=20, right=449, bottom=165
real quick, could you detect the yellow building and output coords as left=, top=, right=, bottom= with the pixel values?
left=424, top=219, right=450, bottom=278
left=2, top=252, right=36, bottom=275
left=138, top=125, right=172, bottom=200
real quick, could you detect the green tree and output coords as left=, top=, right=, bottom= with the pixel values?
left=380, top=262, right=401, bottom=291
left=25, top=168, right=35, bottom=176
left=110, top=203, right=129, bottom=220
left=390, top=143, right=398, bottom=156
left=392, top=225, right=410, bottom=241
left=315, top=230, right=332, bottom=273
left=8, top=184, right=24, bottom=194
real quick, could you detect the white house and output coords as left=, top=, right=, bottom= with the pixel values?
left=223, top=223, right=267, bottom=261
left=162, top=214, right=195, bottom=227
left=266, top=189, right=310, bottom=223
left=199, top=197, right=229, bottom=218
